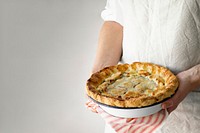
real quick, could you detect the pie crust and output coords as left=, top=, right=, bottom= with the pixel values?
left=86, top=62, right=179, bottom=108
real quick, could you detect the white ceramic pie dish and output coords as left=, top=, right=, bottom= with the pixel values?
left=99, top=102, right=162, bottom=118
left=89, top=96, right=169, bottom=118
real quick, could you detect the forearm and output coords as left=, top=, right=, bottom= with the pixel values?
left=92, top=21, right=123, bottom=73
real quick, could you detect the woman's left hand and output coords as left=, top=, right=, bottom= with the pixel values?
left=161, top=70, right=197, bottom=113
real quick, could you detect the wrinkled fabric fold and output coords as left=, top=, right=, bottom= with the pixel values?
left=156, top=92, right=200, bottom=133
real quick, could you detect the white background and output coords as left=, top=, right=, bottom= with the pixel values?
left=0, top=0, right=106, bottom=133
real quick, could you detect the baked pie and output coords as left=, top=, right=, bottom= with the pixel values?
left=86, top=62, right=179, bottom=108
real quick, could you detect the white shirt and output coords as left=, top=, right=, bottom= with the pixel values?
left=102, top=1, right=200, bottom=133
left=101, top=0, right=200, bottom=74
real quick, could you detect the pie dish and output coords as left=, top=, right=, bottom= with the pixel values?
left=99, top=102, right=163, bottom=118
left=86, top=62, right=179, bottom=108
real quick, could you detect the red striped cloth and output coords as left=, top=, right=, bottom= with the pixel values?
left=86, top=100, right=168, bottom=133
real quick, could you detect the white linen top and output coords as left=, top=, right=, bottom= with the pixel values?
left=101, top=1, right=200, bottom=133
left=101, top=0, right=200, bottom=74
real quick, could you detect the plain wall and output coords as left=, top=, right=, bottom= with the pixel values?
left=0, top=0, right=106, bottom=133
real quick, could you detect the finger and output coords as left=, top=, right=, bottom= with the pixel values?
left=162, top=99, right=173, bottom=109
left=162, top=90, right=180, bottom=109
left=162, top=86, right=185, bottom=112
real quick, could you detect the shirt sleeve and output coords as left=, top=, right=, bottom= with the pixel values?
left=101, top=0, right=123, bottom=26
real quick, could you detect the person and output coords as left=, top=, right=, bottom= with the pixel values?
left=91, top=0, right=200, bottom=133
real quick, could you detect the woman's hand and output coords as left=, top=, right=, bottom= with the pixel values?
left=162, top=72, right=191, bottom=113
left=162, top=65, right=200, bottom=113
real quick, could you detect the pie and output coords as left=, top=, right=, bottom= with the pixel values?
left=86, top=62, right=179, bottom=108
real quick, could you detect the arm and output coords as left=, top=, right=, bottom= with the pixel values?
left=162, top=64, right=200, bottom=113
left=92, top=21, right=123, bottom=73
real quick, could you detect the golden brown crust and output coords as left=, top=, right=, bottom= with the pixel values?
left=86, top=62, right=179, bottom=108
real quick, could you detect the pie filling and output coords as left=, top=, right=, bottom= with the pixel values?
left=98, top=73, right=157, bottom=99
